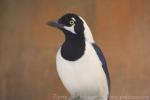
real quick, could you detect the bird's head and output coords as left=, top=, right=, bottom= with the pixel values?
left=48, top=13, right=94, bottom=43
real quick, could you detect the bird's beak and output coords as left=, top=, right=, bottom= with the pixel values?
left=47, top=21, right=64, bottom=29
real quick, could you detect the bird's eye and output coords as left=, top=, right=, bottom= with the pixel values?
left=69, top=20, right=75, bottom=26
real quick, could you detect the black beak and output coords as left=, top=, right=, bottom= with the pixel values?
left=47, top=21, right=64, bottom=29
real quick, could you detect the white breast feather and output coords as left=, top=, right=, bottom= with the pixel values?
left=56, top=42, right=108, bottom=100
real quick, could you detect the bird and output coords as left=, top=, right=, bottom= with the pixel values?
left=48, top=13, right=110, bottom=100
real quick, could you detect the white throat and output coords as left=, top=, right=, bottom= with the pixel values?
left=79, top=16, right=95, bottom=43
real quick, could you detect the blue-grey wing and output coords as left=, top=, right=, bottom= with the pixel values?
left=92, top=43, right=110, bottom=90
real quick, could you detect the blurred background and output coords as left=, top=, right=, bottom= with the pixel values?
left=0, top=0, right=150, bottom=100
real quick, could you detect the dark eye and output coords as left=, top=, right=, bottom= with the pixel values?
left=69, top=20, right=75, bottom=26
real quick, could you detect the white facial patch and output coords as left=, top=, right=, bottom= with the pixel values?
left=64, top=25, right=76, bottom=34
left=63, top=17, right=76, bottom=34
left=71, top=17, right=76, bottom=21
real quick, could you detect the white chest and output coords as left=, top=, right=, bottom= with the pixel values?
left=56, top=42, right=108, bottom=97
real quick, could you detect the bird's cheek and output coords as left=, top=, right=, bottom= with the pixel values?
left=63, top=26, right=76, bottom=34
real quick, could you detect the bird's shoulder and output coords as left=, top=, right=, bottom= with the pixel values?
left=91, top=43, right=110, bottom=89
left=92, top=43, right=107, bottom=67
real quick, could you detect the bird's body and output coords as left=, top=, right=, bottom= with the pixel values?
left=48, top=13, right=110, bottom=100
left=57, top=41, right=108, bottom=98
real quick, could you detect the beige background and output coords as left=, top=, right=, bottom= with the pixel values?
left=0, top=0, right=150, bottom=100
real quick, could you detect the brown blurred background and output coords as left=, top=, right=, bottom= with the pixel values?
left=0, top=0, right=150, bottom=100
